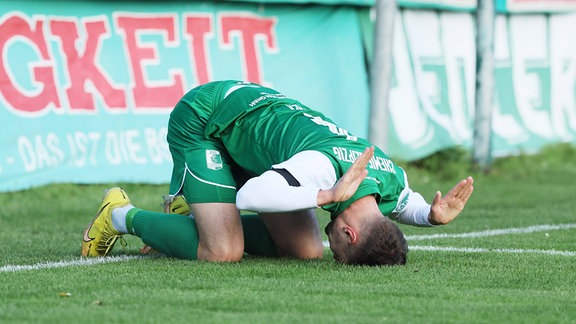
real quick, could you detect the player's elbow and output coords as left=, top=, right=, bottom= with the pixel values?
left=236, top=180, right=260, bottom=211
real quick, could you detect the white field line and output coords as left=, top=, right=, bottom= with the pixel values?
left=405, top=223, right=576, bottom=241
left=410, top=246, right=576, bottom=257
left=322, top=223, right=576, bottom=248
left=4, top=224, right=576, bottom=273
left=0, top=255, right=140, bottom=273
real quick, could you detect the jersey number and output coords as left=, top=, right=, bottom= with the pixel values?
left=303, top=112, right=357, bottom=141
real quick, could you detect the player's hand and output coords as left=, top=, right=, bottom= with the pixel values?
left=428, top=176, right=474, bottom=225
left=318, top=146, right=374, bottom=206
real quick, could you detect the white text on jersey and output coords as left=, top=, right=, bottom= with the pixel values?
left=332, top=147, right=396, bottom=174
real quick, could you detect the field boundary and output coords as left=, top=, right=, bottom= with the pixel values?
left=3, top=223, right=575, bottom=273
left=410, top=246, right=576, bottom=256
left=405, top=223, right=576, bottom=241
left=0, top=255, right=139, bottom=273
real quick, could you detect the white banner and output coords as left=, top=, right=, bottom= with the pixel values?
left=383, top=10, right=576, bottom=160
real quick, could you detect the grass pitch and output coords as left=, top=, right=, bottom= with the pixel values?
left=1, top=145, right=575, bottom=323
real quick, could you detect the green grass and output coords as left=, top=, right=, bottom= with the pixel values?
left=1, top=144, right=576, bottom=323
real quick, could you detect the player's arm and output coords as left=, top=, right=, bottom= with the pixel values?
left=392, top=176, right=474, bottom=227
left=236, top=170, right=320, bottom=212
left=428, top=176, right=474, bottom=225
left=236, top=147, right=374, bottom=212
left=316, top=146, right=373, bottom=206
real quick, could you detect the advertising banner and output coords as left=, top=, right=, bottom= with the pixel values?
left=0, top=1, right=369, bottom=191
left=397, top=0, right=477, bottom=12
left=495, top=0, right=576, bottom=13
left=240, top=0, right=576, bottom=13
left=384, top=10, right=576, bottom=160
left=2, top=1, right=576, bottom=192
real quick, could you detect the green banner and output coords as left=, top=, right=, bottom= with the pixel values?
left=232, top=0, right=576, bottom=13
left=232, top=0, right=477, bottom=11
left=495, top=0, right=576, bottom=13
left=0, top=1, right=369, bottom=191
left=383, top=10, right=576, bottom=160
left=2, top=0, right=576, bottom=192
left=397, top=0, right=476, bottom=12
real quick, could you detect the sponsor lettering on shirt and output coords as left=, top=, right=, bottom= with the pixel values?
left=332, top=147, right=396, bottom=174
left=248, top=92, right=286, bottom=107
left=304, top=113, right=357, bottom=141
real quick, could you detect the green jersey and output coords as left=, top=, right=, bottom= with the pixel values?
left=202, top=81, right=407, bottom=218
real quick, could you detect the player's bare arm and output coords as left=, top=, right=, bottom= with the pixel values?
left=428, top=176, right=474, bottom=225
left=317, top=146, right=374, bottom=206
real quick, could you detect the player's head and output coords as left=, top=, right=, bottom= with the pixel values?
left=325, top=213, right=408, bottom=266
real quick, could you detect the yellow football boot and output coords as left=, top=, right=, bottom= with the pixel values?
left=81, top=187, right=130, bottom=257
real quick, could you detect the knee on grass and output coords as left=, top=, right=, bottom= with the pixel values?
left=279, top=241, right=324, bottom=260
left=200, top=243, right=245, bottom=262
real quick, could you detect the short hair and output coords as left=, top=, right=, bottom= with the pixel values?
left=343, top=218, right=408, bottom=266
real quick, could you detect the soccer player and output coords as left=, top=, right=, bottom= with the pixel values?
left=81, top=80, right=474, bottom=265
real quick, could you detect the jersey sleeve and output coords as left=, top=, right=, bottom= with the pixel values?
left=389, top=189, right=434, bottom=227
left=236, top=151, right=336, bottom=212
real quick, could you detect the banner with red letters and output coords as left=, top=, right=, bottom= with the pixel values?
left=0, top=1, right=369, bottom=191
left=2, top=0, right=576, bottom=192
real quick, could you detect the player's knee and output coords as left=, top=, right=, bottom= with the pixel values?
left=284, top=242, right=324, bottom=260
left=206, top=249, right=244, bottom=262
left=200, top=242, right=244, bottom=262
left=216, top=250, right=244, bottom=262
left=306, top=243, right=325, bottom=259
left=221, top=244, right=245, bottom=262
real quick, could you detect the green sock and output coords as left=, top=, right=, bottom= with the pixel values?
left=131, top=210, right=199, bottom=260
left=127, top=210, right=275, bottom=259
left=125, top=208, right=141, bottom=235
left=241, top=214, right=278, bottom=257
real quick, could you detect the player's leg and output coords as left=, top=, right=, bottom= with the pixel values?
left=82, top=86, right=244, bottom=261
left=228, top=165, right=278, bottom=257
left=141, top=195, right=278, bottom=257
left=146, top=147, right=243, bottom=260
left=260, top=209, right=324, bottom=259
left=136, top=208, right=273, bottom=260
left=189, top=203, right=243, bottom=261
left=117, top=152, right=244, bottom=261
left=129, top=204, right=243, bottom=261
left=128, top=208, right=201, bottom=260
left=162, top=89, right=244, bottom=262
left=241, top=214, right=278, bottom=257
left=81, top=187, right=204, bottom=260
